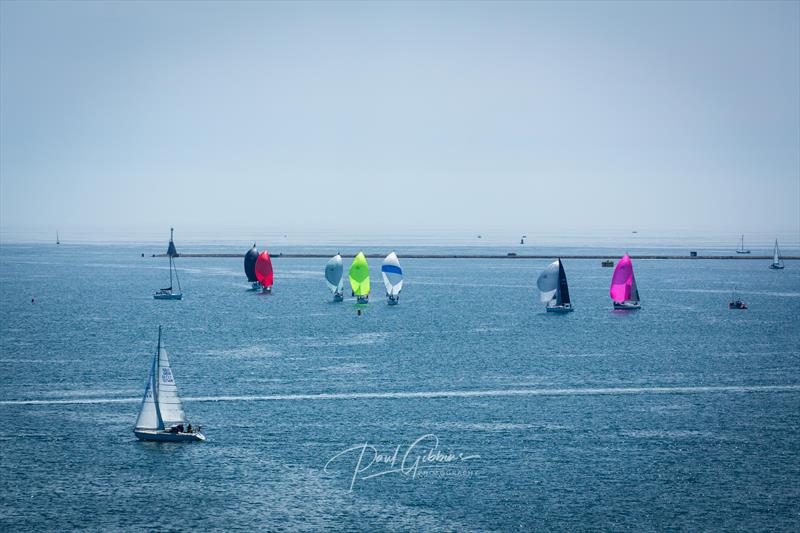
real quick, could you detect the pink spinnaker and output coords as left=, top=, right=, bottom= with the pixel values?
left=610, top=254, right=634, bottom=302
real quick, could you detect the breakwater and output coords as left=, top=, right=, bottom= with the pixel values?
left=154, top=253, right=798, bottom=260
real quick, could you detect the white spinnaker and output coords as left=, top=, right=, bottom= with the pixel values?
left=134, top=355, right=159, bottom=430
left=381, top=252, right=403, bottom=296
left=325, top=255, right=344, bottom=293
left=156, top=348, right=186, bottom=427
left=537, top=260, right=560, bottom=303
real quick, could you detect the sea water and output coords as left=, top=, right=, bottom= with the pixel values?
left=1, top=243, right=798, bottom=530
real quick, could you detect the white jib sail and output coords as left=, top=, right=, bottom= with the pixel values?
left=325, top=254, right=344, bottom=293
left=774, top=240, right=780, bottom=265
left=381, top=252, right=403, bottom=296
left=135, top=353, right=159, bottom=430
left=156, top=347, right=186, bottom=427
left=537, top=260, right=560, bottom=303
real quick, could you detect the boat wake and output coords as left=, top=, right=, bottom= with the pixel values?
left=3, top=384, right=800, bottom=406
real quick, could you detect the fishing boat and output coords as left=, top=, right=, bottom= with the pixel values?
left=349, top=251, right=370, bottom=304
left=381, top=252, right=403, bottom=305
left=244, top=244, right=260, bottom=289
left=134, top=326, right=205, bottom=442
left=729, top=287, right=748, bottom=310
left=154, top=228, right=182, bottom=300
left=255, top=250, right=274, bottom=293
left=537, top=259, right=573, bottom=313
left=736, top=235, right=751, bottom=254
left=610, top=254, right=641, bottom=309
left=769, top=239, right=785, bottom=270
left=325, top=254, right=344, bottom=302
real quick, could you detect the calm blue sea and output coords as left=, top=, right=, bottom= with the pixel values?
left=1, top=242, right=799, bottom=531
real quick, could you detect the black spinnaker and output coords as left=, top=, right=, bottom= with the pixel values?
left=244, top=244, right=259, bottom=282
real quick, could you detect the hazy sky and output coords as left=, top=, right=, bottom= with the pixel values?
left=1, top=0, right=798, bottom=239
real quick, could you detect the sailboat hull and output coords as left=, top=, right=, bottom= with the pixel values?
left=134, top=429, right=205, bottom=442
left=333, top=292, right=344, bottom=302
left=154, top=292, right=182, bottom=300
left=613, top=301, right=641, bottom=310
left=546, top=304, right=573, bottom=313
left=769, top=264, right=785, bottom=270
left=356, top=295, right=369, bottom=304
left=387, top=295, right=399, bottom=306
left=260, top=286, right=272, bottom=294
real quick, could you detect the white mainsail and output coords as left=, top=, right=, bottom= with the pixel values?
left=156, top=347, right=186, bottom=427
left=537, top=260, right=559, bottom=303
left=134, top=330, right=185, bottom=431
left=325, top=254, right=344, bottom=294
left=381, top=252, right=403, bottom=296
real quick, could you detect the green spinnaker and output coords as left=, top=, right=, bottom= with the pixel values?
left=349, top=252, right=370, bottom=296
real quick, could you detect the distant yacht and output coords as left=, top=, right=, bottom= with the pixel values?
left=255, top=250, right=274, bottom=293
left=244, top=244, right=260, bottom=289
left=154, top=228, right=182, bottom=300
left=349, top=251, right=370, bottom=304
left=610, top=254, right=641, bottom=310
left=769, top=240, right=785, bottom=270
left=381, top=252, right=403, bottom=305
left=537, top=259, right=573, bottom=313
left=325, top=254, right=344, bottom=302
left=56, top=232, right=60, bottom=245
left=736, top=235, right=751, bottom=254
left=134, top=326, right=205, bottom=442
left=729, top=287, right=748, bottom=310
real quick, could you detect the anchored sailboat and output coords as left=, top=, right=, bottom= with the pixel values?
left=325, top=254, right=344, bottom=302
left=537, top=259, right=573, bottom=313
left=610, top=254, right=641, bottom=309
left=349, top=251, right=370, bottom=304
left=770, top=240, right=785, bottom=270
left=381, top=252, right=403, bottom=305
left=134, top=326, right=205, bottom=442
left=255, top=251, right=274, bottom=293
left=736, top=235, right=751, bottom=254
left=154, top=228, right=182, bottom=300
left=244, top=244, right=260, bottom=289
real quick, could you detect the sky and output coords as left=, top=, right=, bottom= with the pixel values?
left=1, top=0, right=798, bottom=242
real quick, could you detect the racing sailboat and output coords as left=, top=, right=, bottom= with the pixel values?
left=134, top=326, right=205, bottom=442
left=255, top=250, right=274, bottom=293
left=769, top=239, right=785, bottom=270
left=244, top=244, right=260, bottom=289
left=610, top=254, right=641, bottom=309
left=537, top=259, right=573, bottom=313
left=349, top=251, right=370, bottom=304
left=381, top=252, right=403, bottom=305
left=154, top=228, right=182, bottom=300
left=325, top=254, right=344, bottom=302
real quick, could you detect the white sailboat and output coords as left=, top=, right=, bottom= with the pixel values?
left=769, top=239, right=785, bottom=270
left=154, top=228, right=182, bottom=300
left=134, top=326, right=205, bottom=442
left=537, top=259, right=573, bottom=313
left=736, top=235, right=751, bottom=254
left=325, top=254, right=344, bottom=301
left=381, top=252, right=403, bottom=305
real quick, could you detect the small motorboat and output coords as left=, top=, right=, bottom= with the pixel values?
left=601, top=260, right=614, bottom=267
left=729, top=287, right=748, bottom=309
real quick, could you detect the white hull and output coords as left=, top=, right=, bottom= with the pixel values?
left=260, top=286, right=272, bottom=294
left=613, top=301, right=641, bottom=310
left=134, top=429, right=205, bottom=442
left=154, top=291, right=182, bottom=300
left=770, top=264, right=784, bottom=270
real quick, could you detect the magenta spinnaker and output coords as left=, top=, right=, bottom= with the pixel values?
left=610, top=254, right=633, bottom=302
